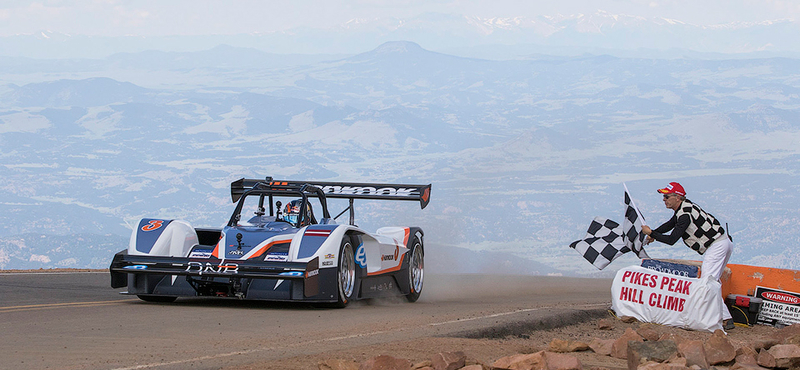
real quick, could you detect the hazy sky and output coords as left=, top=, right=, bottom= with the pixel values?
left=0, top=0, right=798, bottom=37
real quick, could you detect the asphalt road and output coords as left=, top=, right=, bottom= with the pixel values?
left=0, top=271, right=612, bottom=370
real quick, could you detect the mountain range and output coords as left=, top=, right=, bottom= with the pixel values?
left=1, top=39, right=799, bottom=276
left=2, top=11, right=800, bottom=59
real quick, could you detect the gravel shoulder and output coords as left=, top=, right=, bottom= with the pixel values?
left=223, top=310, right=779, bottom=370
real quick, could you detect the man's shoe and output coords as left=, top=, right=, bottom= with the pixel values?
left=724, top=319, right=735, bottom=330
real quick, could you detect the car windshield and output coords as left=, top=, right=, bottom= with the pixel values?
left=236, top=193, right=322, bottom=228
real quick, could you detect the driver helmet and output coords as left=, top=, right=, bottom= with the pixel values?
left=284, top=199, right=312, bottom=226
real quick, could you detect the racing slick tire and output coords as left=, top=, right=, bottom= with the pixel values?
left=333, top=237, right=357, bottom=308
left=405, top=236, right=424, bottom=302
left=136, top=295, right=178, bottom=303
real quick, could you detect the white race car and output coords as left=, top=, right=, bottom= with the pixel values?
left=110, top=177, right=430, bottom=307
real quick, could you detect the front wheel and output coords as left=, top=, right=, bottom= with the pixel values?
left=333, top=237, right=356, bottom=308
left=405, top=237, right=424, bottom=302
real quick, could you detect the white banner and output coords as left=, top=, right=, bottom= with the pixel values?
left=612, top=265, right=726, bottom=332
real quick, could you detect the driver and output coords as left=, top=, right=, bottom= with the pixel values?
left=284, top=199, right=314, bottom=226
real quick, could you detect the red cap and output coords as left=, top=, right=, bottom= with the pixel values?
left=657, top=182, right=686, bottom=196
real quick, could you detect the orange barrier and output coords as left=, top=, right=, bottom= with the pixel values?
left=721, top=263, right=800, bottom=298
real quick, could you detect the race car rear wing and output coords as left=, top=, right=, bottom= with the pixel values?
left=230, top=177, right=432, bottom=209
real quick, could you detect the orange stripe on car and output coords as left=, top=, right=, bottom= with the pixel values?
left=248, top=239, right=292, bottom=259
left=367, top=263, right=403, bottom=276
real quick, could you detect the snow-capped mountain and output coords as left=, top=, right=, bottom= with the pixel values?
left=2, top=11, right=799, bottom=59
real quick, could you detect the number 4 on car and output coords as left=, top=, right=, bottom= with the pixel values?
left=109, top=177, right=431, bottom=307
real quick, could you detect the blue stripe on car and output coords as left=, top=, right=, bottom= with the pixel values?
left=297, top=225, right=339, bottom=259
left=135, top=219, right=172, bottom=254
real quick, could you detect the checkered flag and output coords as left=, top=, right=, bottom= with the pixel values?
left=623, top=183, right=650, bottom=259
left=570, top=185, right=649, bottom=269
left=569, top=217, right=628, bottom=269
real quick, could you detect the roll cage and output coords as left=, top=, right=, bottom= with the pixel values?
left=227, top=179, right=331, bottom=228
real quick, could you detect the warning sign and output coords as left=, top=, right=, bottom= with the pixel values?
left=755, top=286, right=800, bottom=326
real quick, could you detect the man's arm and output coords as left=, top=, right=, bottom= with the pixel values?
left=649, top=214, right=690, bottom=245
left=653, top=216, right=676, bottom=234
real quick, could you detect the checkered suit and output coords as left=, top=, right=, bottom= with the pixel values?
left=676, top=199, right=726, bottom=254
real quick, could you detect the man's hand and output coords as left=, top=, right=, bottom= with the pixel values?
left=641, top=225, right=654, bottom=245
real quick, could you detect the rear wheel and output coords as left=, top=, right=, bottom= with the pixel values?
left=334, top=238, right=356, bottom=308
left=405, top=237, right=424, bottom=302
left=136, top=295, right=177, bottom=303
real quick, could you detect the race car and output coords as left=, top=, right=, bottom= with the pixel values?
left=109, top=177, right=431, bottom=307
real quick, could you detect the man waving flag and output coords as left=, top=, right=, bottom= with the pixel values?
left=570, top=184, right=649, bottom=269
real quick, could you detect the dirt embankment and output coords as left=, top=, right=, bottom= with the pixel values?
left=225, top=310, right=785, bottom=370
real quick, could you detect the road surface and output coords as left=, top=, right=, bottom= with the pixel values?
left=0, top=271, right=612, bottom=370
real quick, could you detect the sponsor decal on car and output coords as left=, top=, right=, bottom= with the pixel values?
left=123, top=265, right=149, bottom=270
left=322, top=261, right=333, bottom=266
left=227, top=249, right=245, bottom=256
left=278, top=271, right=304, bottom=277
left=189, top=249, right=213, bottom=258
left=381, top=246, right=400, bottom=261
left=266, top=252, right=289, bottom=261
left=316, top=185, right=415, bottom=197
left=325, top=253, right=335, bottom=259
left=141, top=219, right=165, bottom=232
left=185, top=261, right=239, bottom=275
left=368, top=282, right=394, bottom=291
left=355, top=243, right=366, bottom=268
